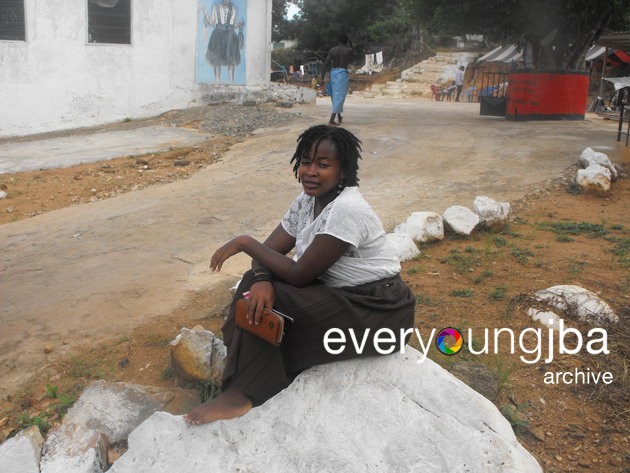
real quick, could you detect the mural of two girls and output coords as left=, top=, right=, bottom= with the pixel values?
left=197, top=0, right=246, bottom=84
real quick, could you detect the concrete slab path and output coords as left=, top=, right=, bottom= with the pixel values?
left=0, top=96, right=619, bottom=395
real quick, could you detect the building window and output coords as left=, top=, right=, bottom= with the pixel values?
left=88, top=0, right=131, bottom=44
left=0, top=0, right=26, bottom=41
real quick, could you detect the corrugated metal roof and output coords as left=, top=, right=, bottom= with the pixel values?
left=585, top=45, right=607, bottom=62
left=478, top=44, right=522, bottom=63
left=595, top=32, right=630, bottom=51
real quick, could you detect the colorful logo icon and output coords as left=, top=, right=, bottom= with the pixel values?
left=436, top=327, right=464, bottom=355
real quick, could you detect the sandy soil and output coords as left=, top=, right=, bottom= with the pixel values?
left=0, top=102, right=628, bottom=472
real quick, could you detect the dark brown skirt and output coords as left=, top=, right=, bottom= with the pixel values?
left=221, top=270, right=416, bottom=405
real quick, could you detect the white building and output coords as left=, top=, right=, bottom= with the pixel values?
left=0, top=0, right=281, bottom=137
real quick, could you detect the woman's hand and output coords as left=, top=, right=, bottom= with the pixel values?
left=210, top=236, right=247, bottom=271
left=246, top=281, right=275, bottom=325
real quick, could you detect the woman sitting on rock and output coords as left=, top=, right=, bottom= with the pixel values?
left=185, top=124, right=415, bottom=425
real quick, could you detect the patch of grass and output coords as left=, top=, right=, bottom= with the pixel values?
left=45, top=384, right=59, bottom=399
left=416, top=294, right=440, bottom=306
left=192, top=381, right=221, bottom=403
left=442, top=248, right=480, bottom=274
left=68, top=355, right=110, bottom=379
left=489, top=285, right=506, bottom=301
left=406, top=265, right=422, bottom=275
left=123, top=117, right=132, bottom=123
left=606, top=236, right=630, bottom=268
left=143, top=333, right=171, bottom=347
left=450, top=288, right=473, bottom=298
left=491, top=235, right=508, bottom=247
left=555, top=233, right=575, bottom=242
left=537, top=221, right=608, bottom=238
left=510, top=247, right=533, bottom=265
left=17, top=412, right=51, bottom=435
left=567, top=261, right=587, bottom=277
left=610, top=224, right=624, bottom=231
left=53, top=392, right=77, bottom=417
left=473, top=269, right=494, bottom=284
left=501, top=403, right=530, bottom=433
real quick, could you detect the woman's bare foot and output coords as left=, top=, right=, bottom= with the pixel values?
left=184, top=386, right=252, bottom=425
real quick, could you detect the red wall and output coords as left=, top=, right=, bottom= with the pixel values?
left=506, top=71, right=589, bottom=120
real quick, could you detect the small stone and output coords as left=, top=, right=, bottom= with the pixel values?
left=44, top=343, right=54, bottom=353
left=136, top=158, right=149, bottom=165
left=0, top=190, right=7, bottom=199
left=173, top=160, right=191, bottom=167
left=0, top=184, right=7, bottom=191
left=555, top=455, right=563, bottom=461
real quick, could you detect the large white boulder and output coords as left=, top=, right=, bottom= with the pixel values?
left=578, top=147, right=617, bottom=179
left=110, top=349, right=542, bottom=473
left=532, top=285, right=619, bottom=325
left=576, top=164, right=611, bottom=193
left=0, top=426, right=43, bottom=473
left=442, top=205, right=480, bottom=235
left=41, top=423, right=108, bottom=473
left=394, top=211, right=444, bottom=242
left=63, top=380, right=174, bottom=444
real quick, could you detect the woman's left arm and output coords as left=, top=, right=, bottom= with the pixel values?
left=211, top=233, right=349, bottom=287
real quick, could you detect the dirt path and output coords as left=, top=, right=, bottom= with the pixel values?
left=1, top=98, right=628, bottom=470
left=0, top=98, right=620, bottom=393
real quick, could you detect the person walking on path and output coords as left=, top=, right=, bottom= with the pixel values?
left=184, top=125, right=415, bottom=425
left=321, top=34, right=354, bottom=126
left=455, top=66, right=465, bottom=102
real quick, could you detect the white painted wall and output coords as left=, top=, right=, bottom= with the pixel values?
left=0, top=0, right=272, bottom=138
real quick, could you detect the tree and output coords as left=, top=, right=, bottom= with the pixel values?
left=296, top=0, right=408, bottom=57
left=272, top=0, right=291, bottom=42
left=404, top=0, right=630, bottom=70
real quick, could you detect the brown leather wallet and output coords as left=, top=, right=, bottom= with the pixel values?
left=235, top=299, right=293, bottom=346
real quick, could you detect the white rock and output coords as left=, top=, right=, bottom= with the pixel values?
left=442, top=205, right=480, bottom=235
left=527, top=308, right=561, bottom=330
left=170, top=327, right=226, bottom=383
left=63, top=380, right=174, bottom=444
left=0, top=426, right=44, bottom=473
left=533, top=285, right=618, bottom=324
left=473, top=196, right=510, bottom=228
left=578, top=147, right=617, bottom=179
left=109, top=349, right=541, bottom=473
left=0, top=190, right=7, bottom=199
left=385, top=232, right=420, bottom=261
left=576, top=164, right=611, bottom=193
left=41, top=423, right=108, bottom=473
left=394, top=211, right=444, bottom=242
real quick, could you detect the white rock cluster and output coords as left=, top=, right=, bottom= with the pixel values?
left=0, top=381, right=174, bottom=473
left=389, top=195, right=510, bottom=261
left=575, top=147, right=619, bottom=193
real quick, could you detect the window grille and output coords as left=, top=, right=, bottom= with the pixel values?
left=88, top=0, right=131, bottom=44
left=0, top=0, right=26, bottom=41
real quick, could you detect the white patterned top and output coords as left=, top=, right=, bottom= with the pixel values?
left=281, top=187, right=400, bottom=287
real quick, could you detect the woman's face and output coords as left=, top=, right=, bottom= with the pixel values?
left=298, top=138, right=344, bottom=199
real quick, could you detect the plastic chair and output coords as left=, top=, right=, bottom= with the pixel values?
left=430, top=84, right=442, bottom=101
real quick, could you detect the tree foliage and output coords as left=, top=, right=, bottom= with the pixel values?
left=295, top=0, right=411, bottom=57
left=405, top=0, right=630, bottom=69
left=272, top=0, right=630, bottom=70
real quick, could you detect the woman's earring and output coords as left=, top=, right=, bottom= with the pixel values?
left=336, top=182, right=344, bottom=195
